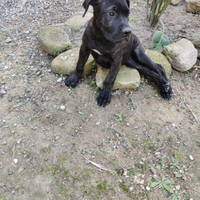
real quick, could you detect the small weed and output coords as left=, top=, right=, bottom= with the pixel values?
left=127, top=167, right=135, bottom=176
left=171, top=190, right=181, bottom=200
left=89, top=80, right=96, bottom=87
left=115, top=113, right=127, bottom=122
left=165, top=50, right=172, bottom=57
left=0, top=195, right=6, bottom=200
left=90, top=151, right=95, bottom=156
left=22, top=151, right=30, bottom=158
left=144, top=139, right=156, bottom=153
left=150, top=176, right=174, bottom=194
left=132, top=139, right=139, bottom=148
left=137, top=161, right=146, bottom=172
left=92, top=61, right=97, bottom=72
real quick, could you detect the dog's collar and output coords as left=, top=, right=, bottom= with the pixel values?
left=92, top=49, right=102, bottom=55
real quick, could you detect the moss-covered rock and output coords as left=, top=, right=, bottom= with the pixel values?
left=96, top=65, right=140, bottom=90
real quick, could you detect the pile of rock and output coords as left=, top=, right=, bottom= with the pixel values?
left=39, top=10, right=198, bottom=90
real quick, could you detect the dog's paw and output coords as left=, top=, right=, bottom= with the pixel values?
left=65, top=73, right=80, bottom=88
left=96, top=89, right=111, bottom=107
left=160, top=84, right=173, bottom=100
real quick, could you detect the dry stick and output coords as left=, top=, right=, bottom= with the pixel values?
left=84, top=156, right=112, bottom=172
left=185, top=104, right=200, bottom=126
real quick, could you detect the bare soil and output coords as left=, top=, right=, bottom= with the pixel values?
left=0, top=0, right=200, bottom=200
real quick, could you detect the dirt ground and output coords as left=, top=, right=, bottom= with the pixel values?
left=0, top=0, right=200, bottom=200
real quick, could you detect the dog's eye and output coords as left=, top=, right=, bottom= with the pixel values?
left=109, top=12, right=115, bottom=16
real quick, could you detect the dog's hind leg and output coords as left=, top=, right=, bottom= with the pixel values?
left=65, top=44, right=90, bottom=88
left=125, top=57, right=172, bottom=100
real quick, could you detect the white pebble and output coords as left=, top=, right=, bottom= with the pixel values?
left=146, top=186, right=150, bottom=191
left=13, top=159, right=18, bottom=164
left=189, top=155, right=194, bottom=160
left=175, top=185, right=180, bottom=190
left=60, top=105, right=66, bottom=110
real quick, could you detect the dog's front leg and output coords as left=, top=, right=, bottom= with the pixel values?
left=65, top=44, right=90, bottom=88
left=96, top=56, right=122, bottom=107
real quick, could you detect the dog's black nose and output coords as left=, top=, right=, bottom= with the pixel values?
left=122, top=27, right=131, bottom=35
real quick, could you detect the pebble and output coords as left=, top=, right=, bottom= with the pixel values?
left=60, top=105, right=66, bottom=110
left=189, top=155, right=194, bottom=161
left=122, top=143, right=127, bottom=147
left=57, top=77, right=63, bottom=83
left=65, top=109, right=74, bottom=114
left=150, top=167, right=157, bottom=174
left=2, top=141, right=7, bottom=145
left=146, top=186, right=150, bottom=191
left=13, top=159, right=18, bottom=164
left=129, top=187, right=134, bottom=191
left=175, top=185, right=180, bottom=190
left=96, top=122, right=100, bottom=126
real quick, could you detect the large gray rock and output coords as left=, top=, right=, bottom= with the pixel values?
left=39, top=12, right=92, bottom=55
left=170, top=0, right=181, bottom=5
left=163, top=39, right=198, bottom=72
left=187, top=33, right=200, bottom=58
left=145, top=50, right=172, bottom=79
left=66, top=12, right=93, bottom=31
left=50, top=48, right=94, bottom=76
left=96, top=65, right=140, bottom=90
left=187, top=0, right=200, bottom=12
left=39, top=23, right=72, bottom=56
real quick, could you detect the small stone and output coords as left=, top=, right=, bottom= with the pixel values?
left=96, top=122, right=100, bottom=126
left=146, top=186, right=150, bottom=191
left=175, top=185, right=180, bottom=190
left=2, top=141, right=7, bottom=145
left=122, top=143, right=127, bottom=147
left=189, top=155, right=194, bottom=160
left=140, top=180, right=144, bottom=185
left=6, top=38, right=13, bottom=43
left=150, top=167, right=157, bottom=174
left=13, top=159, right=18, bottom=164
left=129, top=187, right=134, bottom=191
left=57, top=77, right=63, bottom=83
left=60, top=105, right=66, bottom=110
left=65, top=109, right=74, bottom=114
left=55, top=136, right=60, bottom=140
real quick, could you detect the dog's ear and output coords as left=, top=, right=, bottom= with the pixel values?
left=82, top=0, right=95, bottom=17
left=126, top=0, right=130, bottom=8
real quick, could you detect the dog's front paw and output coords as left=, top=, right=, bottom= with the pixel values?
left=65, top=73, right=80, bottom=88
left=96, top=89, right=111, bottom=107
left=160, top=83, right=173, bottom=100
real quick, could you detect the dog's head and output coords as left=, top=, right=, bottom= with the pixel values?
left=83, top=0, right=131, bottom=43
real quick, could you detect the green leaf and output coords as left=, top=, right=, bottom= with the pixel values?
left=149, top=181, right=160, bottom=188
left=171, top=156, right=175, bottom=163
left=164, top=179, right=175, bottom=185
left=152, top=31, right=170, bottom=52
left=163, top=184, right=173, bottom=193
left=175, top=174, right=182, bottom=178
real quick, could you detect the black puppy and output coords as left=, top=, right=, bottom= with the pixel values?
left=65, top=0, right=172, bottom=106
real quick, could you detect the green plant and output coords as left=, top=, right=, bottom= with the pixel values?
left=144, top=139, right=156, bottom=153
left=0, top=195, right=6, bottom=200
left=132, top=139, right=139, bottom=148
left=152, top=19, right=170, bottom=52
left=171, top=190, right=181, bottom=200
left=150, top=175, right=174, bottom=194
left=147, top=0, right=172, bottom=27
left=115, top=113, right=127, bottom=122
left=89, top=80, right=96, bottom=87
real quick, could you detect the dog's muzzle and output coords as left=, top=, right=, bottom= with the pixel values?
left=122, top=27, right=131, bottom=36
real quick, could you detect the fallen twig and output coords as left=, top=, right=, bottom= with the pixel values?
left=185, top=104, right=200, bottom=126
left=84, top=156, right=112, bottom=172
